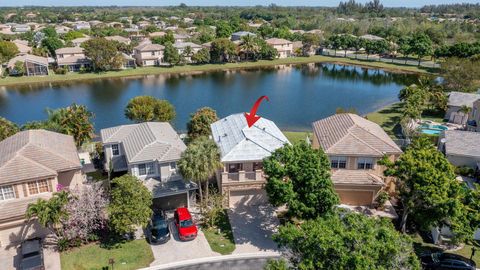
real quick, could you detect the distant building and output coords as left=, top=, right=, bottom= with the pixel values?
left=445, top=91, right=480, bottom=125
left=231, top=31, right=256, bottom=41
left=73, top=21, right=90, bottom=30
left=133, top=43, right=165, bottom=67
left=55, top=47, right=91, bottom=72
left=7, top=54, right=49, bottom=76
left=439, top=130, right=480, bottom=169
left=12, top=24, right=30, bottom=33
left=265, top=38, right=293, bottom=58
left=105, top=35, right=131, bottom=45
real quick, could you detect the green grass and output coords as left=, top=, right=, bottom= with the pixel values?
left=411, top=234, right=480, bottom=266
left=203, top=210, right=236, bottom=255
left=86, top=170, right=107, bottom=181
left=282, top=131, right=312, bottom=144
left=0, top=55, right=433, bottom=87
left=60, top=239, right=154, bottom=270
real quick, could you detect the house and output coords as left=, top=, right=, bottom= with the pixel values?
left=467, top=99, right=480, bottom=132
left=71, top=37, right=91, bottom=47
left=0, top=130, right=83, bottom=246
left=445, top=91, right=480, bottom=124
left=265, top=38, right=293, bottom=58
left=12, top=39, right=32, bottom=55
left=105, top=35, right=131, bottom=45
left=133, top=43, right=165, bottom=67
left=100, top=122, right=197, bottom=210
left=359, top=34, right=384, bottom=41
left=12, top=24, right=30, bottom=33
left=55, top=47, right=91, bottom=72
left=55, top=25, right=71, bottom=35
left=149, top=31, right=166, bottom=38
left=7, top=54, right=49, bottom=76
left=73, top=21, right=90, bottom=30
left=311, top=113, right=403, bottom=206
left=173, top=34, right=190, bottom=43
left=121, top=53, right=136, bottom=69
left=439, top=130, right=480, bottom=169
left=230, top=31, right=256, bottom=41
left=173, top=42, right=202, bottom=62
left=210, top=113, right=290, bottom=208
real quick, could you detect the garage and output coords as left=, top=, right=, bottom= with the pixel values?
left=229, top=189, right=268, bottom=208
left=153, top=193, right=188, bottom=211
left=336, top=190, right=375, bottom=206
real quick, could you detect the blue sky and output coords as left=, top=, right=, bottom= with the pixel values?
left=2, top=0, right=479, bottom=8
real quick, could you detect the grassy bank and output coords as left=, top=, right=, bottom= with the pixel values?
left=203, top=210, right=236, bottom=255
left=283, top=131, right=312, bottom=144
left=0, top=55, right=433, bottom=87
left=60, top=239, right=154, bottom=270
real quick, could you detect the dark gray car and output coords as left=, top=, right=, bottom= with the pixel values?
left=20, top=238, right=44, bottom=270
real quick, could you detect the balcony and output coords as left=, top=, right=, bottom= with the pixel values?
left=221, top=170, right=265, bottom=183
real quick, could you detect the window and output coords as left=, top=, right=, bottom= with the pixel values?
left=0, top=185, right=15, bottom=201
left=138, top=163, right=155, bottom=176
left=170, top=162, right=177, bottom=171
left=27, top=180, right=50, bottom=195
left=330, top=156, right=347, bottom=169
left=228, top=163, right=242, bottom=173
left=357, top=157, right=374, bottom=170
left=111, top=144, right=120, bottom=156
left=151, top=51, right=155, bottom=56
left=253, top=162, right=263, bottom=171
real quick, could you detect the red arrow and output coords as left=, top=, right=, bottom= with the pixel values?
left=244, top=95, right=269, bottom=128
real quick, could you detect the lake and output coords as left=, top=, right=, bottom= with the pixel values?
left=0, top=63, right=417, bottom=132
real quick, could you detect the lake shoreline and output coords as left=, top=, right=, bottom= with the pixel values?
left=0, top=55, right=433, bottom=88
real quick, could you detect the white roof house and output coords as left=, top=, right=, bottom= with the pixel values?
left=211, top=113, right=290, bottom=162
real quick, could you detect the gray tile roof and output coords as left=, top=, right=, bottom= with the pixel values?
left=331, top=169, right=384, bottom=186
left=444, top=130, right=480, bottom=158
left=211, top=113, right=290, bottom=162
left=134, top=43, right=164, bottom=52
left=100, top=122, right=186, bottom=164
left=312, top=113, right=402, bottom=157
left=447, top=91, right=480, bottom=107
left=0, top=193, right=51, bottom=222
left=0, top=130, right=81, bottom=185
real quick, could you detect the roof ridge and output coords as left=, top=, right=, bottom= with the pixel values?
left=24, top=143, right=80, bottom=169
left=354, top=122, right=401, bottom=152
left=348, top=131, right=385, bottom=155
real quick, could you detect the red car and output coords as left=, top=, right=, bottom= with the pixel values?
left=174, top=207, right=198, bottom=241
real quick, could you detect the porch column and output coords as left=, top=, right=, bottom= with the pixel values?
left=186, top=191, right=190, bottom=209
left=238, top=171, right=245, bottom=181
left=255, top=170, right=263, bottom=181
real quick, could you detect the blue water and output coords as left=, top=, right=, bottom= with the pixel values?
left=0, top=63, right=417, bottom=132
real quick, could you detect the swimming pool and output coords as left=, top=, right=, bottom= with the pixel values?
left=419, top=123, right=448, bottom=135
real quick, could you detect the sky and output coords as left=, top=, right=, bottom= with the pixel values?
left=1, top=0, right=479, bottom=8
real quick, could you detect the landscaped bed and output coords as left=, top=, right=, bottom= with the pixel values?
left=203, top=210, right=236, bottom=255
left=60, top=239, right=154, bottom=270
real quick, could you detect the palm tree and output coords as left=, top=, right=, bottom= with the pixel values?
left=458, top=105, right=472, bottom=127
left=240, top=35, right=259, bottom=61
left=26, top=191, right=69, bottom=237
left=178, top=137, right=222, bottom=203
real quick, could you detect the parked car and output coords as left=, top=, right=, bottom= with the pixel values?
left=148, top=211, right=170, bottom=244
left=420, top=252, right=476, bottom=270
left=174, top=207, right=197, bottom=241
left=20, top=238, right=44, bottom=270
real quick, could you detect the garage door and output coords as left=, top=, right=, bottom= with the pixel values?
left=153, top=193, right=188, bottom=211
left=229, top=189, right=268, bottom=208
left=336, top=190, right=374, bottom=206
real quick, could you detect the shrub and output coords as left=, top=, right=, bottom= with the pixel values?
left=455, top=166, right=475, bottom=177
left=375, top=191, right=390, bottom=208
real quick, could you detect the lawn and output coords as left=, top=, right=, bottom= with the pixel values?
left=411, top=234, right=480, bottom=266
left=366, top=102, right=446, bottom=139
left=60, top=239, right=154, bottom=270
left=86, top=170, right=107, bottom=181
left=0, top=55, right=433, bottom=87
left=282, top=131, right=312, bottom=144
left=202, top=210, right=236, bottom=255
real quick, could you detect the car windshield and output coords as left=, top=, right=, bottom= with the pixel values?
left=180, top=219, right=193, bottom=227
left=432, top=253, right=441, bottom=263
left=153, top=219, right=168, bottom=230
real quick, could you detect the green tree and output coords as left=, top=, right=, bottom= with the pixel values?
left=0, top=117, right=19, bottom=141
left=263, top=142, right=339, bottom=219
left=215, top=21, right=233, bottom=38
left=240, top=34, right=259, bottom=61
left=351, top=37, right=366, bottom=59
left=63, top=31, right=84, bottom=41
left=11, top=61, right=25, bottom=76
left=210, top=38, right=237, bottom=63
left=398, top=36, right=412, bottom=64
left=440, top=57, right=480, bottom=92
left=0, top=41, right=19, bottom=63
left=364, top=39, right=389, bottom=59
left=178, top=137, right=222, bottom=202
left=46, top=104, right=95, bottom=147
left=274, top=213, right=420, bottom=270
left=380, top=137, right=468, bottom=238
left=163, top=42, right=180, bottom=66
left=301, top=33, right=320, bottom=56
left=191, top=48, right=211, bottom=64
left=41, top=36, right=63, bottom=57
left=125, top=96, right=176, bottom=123
left=83, top=37, right=123, bottom=71
left=264, top=259, right=289, bottom=270
left=26, top=191, right=70, bottom=238
left=108, top=175, right=153, bottom=235
left=186, top=107, right=219, bottom=140
left=409, top=33, right=433, bottom=66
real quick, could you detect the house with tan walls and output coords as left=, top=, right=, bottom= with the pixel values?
left=311, top=113, right=403, bottom=207
left=265, top=38, right=293, bottom=58
left=100, top=122, right=197, bottom=210
left=55, top=47, right=91, bottom=72
left=133, top=42, right=165, bottom=67
left=0, top=130, right=84, bottom=247
left=210, top=113, right=290, bottom=208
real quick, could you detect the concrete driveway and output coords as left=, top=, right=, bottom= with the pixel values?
left=228, top=201, right=280, bottom=254
left=150, top=221, right=219, bottom=266
left=0, top=243, right=60, bottom=270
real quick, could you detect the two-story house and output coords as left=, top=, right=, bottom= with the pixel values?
left=445, top=91, right=480, bottom=125
left=55, top=47, right=91, bottom=72
left=0, top=130, right=83, bottom=246
left=211, top=113, right=290, bottom=208
left=100, top=122, right=197, bottom=210
left=133, top=43, right=165, bottom=67
left=312, top=113, right=403, bottom=206
left=173, top=42, right=202, bottom=62
left=467, top=98, right=480, bottom=132
left=265, top=38, right=293, bottom=58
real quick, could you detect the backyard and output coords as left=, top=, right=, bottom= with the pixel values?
left=60, top=239, right=154, bottom=270
left=202, top=210, right=236, bottom=255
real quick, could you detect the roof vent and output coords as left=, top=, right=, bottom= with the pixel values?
left=223, top=133, right=227, bottom=137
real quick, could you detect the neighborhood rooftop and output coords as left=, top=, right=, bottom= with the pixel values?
left=211, top=113, right=290, bottom=162
left=443, top=130, right=480, bottom=158
left=0, top=130, right=81, bottom=185
left=312, top=113, right=402, bottom=156
left=447, top=91, right=480, bottom=107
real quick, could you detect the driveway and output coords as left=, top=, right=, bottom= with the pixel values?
left=150, top=221, right=219, bottom=266
left=228, top=202, right=280, bottom=254
left=0, top=243, right=60, bottom=270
